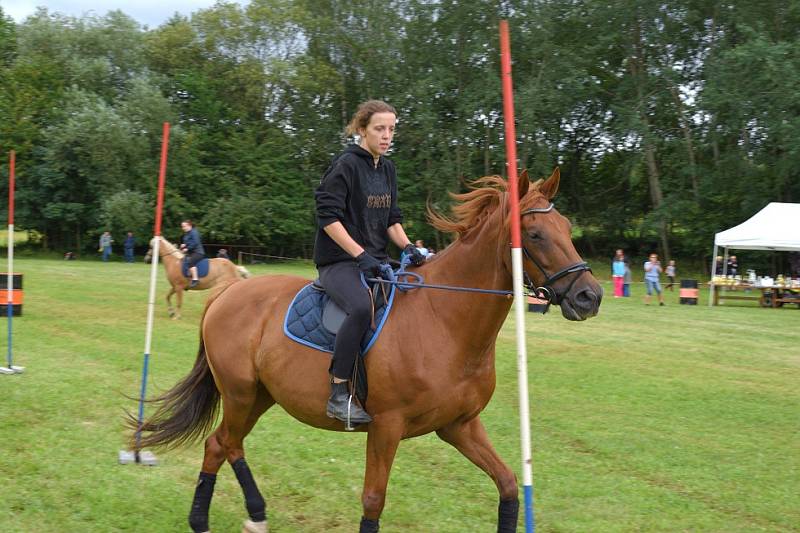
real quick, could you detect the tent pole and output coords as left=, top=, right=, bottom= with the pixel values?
left=722, top=248, right=729, bottom=277
left=709, top=244, right=718, bottom=307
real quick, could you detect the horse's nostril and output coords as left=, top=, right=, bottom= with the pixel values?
left=575, top=289, right=600, bottom=308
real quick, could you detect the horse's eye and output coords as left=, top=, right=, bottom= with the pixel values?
left=527, top=232, right=542, bottom=241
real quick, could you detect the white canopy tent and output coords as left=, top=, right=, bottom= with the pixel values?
left=709, top=202, right=800, bottom=306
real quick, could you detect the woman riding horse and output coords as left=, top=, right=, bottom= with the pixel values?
left=315, top=100, right=425, bottom=425
left=132, top=166, right=602, bottom=533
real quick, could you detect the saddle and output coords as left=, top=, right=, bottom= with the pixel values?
left=316, top=279, right=389, bottom=334
left=181, top=257, right=210, bottom=279
left=283, top=277, right=395, bottom=355
left=283, top=275, right=397, bottom=407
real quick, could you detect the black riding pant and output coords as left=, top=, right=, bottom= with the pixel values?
left=318, top=260, right=373, bottom=380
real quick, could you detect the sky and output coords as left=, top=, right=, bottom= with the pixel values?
left=2, top=0, right=245, bottom=28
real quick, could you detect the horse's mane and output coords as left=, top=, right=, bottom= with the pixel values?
left=428, top=175, right=542, bottom=237
left=157, top=237, right=184, bottom=258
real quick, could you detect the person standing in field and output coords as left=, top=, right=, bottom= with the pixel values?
left=99, top=231, right=113, bottom=262
left=314, top=99, right=425, bottom=426
left=612, top=249, right=625, bottom=298
left=123, top=231, right=136, bottom=263
left=665, top=259, right=676, bottom=291
left=714, top=255, right=724, bottom=275
left=644, top=253, right=665, bottom=306
left=727, top=255, right=738, bottom=276
left=623, top=259, right=632, bottom=297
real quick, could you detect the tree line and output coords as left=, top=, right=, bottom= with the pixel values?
left=1, top=1, right=798, bottom=262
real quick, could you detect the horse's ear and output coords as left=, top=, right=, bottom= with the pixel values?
left=518, top=169, right=530, bottom=199
left=539, top=167, right=560, bottom=200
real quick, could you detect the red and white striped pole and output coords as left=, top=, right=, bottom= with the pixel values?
left=500, top=20, right=535, bottom=532
left=122, top=123, right=170, bottom=465
left=1, top=150, right=23, bottom=375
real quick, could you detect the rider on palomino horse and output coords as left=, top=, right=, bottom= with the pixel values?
left=314, top=99, right=425, bottom=425
left=180, top=220, right=205, bottom=288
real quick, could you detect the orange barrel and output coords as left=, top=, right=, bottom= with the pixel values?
left=0, top=273, right=23, bottom=316
left=527, top=294, right=548, bottom=313
left=679, top=279, right=698, bottom=305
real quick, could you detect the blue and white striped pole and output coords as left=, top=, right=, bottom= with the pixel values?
left=500, top=20, right=534, bottom=532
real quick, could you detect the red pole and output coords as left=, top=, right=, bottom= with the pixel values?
left=8, top=151, right=14, bottom=226
left=500, top=20, right=521, bottom=248
left=127, top=122, right=170, bottom=464
left=153, top=123, right=170, bottom=236
left=500, top=20, right=535, bottom=533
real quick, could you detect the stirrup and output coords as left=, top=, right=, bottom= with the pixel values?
left=343, top=394, right=372, bottom=430
left=346, top=394, right=355, bottom=431
left=326, top=390, right=371, bottom=429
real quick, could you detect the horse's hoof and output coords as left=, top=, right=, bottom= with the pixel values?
left=242, top=519, right=267, bottom=533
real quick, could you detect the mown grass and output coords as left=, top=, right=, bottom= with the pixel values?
left=0, top=258, right=797, bottom=532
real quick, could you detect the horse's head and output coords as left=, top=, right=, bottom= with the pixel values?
left=146, top=237, right=182, bottom=260
left=516, top=168, right=602, bottom=320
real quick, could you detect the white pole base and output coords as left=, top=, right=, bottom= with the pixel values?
left=0, top=365, right=24, bottom=374
left=118, top=449, right=158, bottom=466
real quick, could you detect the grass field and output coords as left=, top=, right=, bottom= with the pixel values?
left=0, top=258, right=798, bottom=532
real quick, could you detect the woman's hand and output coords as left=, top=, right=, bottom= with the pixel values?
left=356, top=252, right=383, bottom=278
left=403, top=244, right=426, bottom=266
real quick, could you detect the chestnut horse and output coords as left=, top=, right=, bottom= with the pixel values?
left=147, top=238, right=250, bottom=319
left=134, top=169, right=602, bottom=532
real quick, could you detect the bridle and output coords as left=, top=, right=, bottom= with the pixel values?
left=519, top=202, right=592, bottom=309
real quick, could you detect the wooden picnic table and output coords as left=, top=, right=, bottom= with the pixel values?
left=712, top=282, right=800, bottom=308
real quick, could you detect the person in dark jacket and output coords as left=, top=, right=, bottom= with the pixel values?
left=314, top=99, right=425, bottom=426
left=123, top=232, right=136, bottom=263
left=180, top=220, right=205, bottom=288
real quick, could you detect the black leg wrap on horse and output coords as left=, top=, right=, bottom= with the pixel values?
left=232, top=458, right=266, bottom=522
left=188, top=472, right=216, bottom=532
left=359, top=516, right=380, bottom=533
left=497, top=498, right=519, bottom=533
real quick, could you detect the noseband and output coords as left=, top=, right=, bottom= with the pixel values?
left=519, top=203, right=592, bottom=309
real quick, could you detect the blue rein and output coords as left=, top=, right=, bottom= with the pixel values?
left=367, top=255, right=514, bottom=297
left=365, top=204, right=593, bottom=309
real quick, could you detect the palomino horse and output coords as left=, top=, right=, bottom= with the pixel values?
left=147, top=238, right=250, bottom=319
left=134, top=169, right=602, bottom=532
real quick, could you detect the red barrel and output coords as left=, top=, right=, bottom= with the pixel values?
left=0, top=273, right=23, bottom=316
left=680, top=279, right=698, bottom=305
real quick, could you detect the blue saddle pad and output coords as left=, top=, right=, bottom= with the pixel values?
left=182, top=258, right=210, bottom=278
left=283, top=282, right=396, bottom=355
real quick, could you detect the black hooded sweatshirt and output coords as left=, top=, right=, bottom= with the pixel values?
left=314, top=145, right=403, bottom=266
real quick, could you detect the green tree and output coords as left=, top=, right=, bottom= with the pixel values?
left=98, top=190, right=152, bottom=244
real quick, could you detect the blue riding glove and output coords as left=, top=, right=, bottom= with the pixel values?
left=356, top=252, right=383, bottom=278
left=403, top=244, right=426, bottom=266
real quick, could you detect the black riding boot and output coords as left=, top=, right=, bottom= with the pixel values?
left=326, top=381, right=372, bottom=426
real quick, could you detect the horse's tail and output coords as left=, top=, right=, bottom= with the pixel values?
left=127, top=339, right=219, bottom=450
left=237, top=265, right=251, bottom=279
left=127, top=282, right=236, bottom=450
